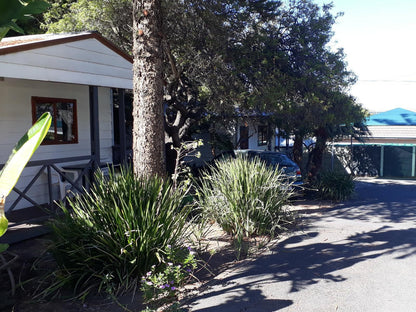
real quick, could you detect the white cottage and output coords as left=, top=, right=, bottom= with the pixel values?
left=0, top=32, right=132, bottom=215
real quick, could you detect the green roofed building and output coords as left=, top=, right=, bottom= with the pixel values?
left=338, top=108, right=416, bottom=178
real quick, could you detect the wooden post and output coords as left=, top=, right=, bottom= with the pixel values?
left=47, top=165, right=53, bottom=205
left=380, top=146, right=384, bottom=177
left=89, top=86, right=100, bottom=170
left=117, top=89, right=127, bottom=165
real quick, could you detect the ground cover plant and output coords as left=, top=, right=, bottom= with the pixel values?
left=197, top=156, right=294, bottom=257
left=35, top=167, right=193, bottom=301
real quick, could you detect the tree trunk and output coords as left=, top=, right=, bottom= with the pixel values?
left=132, top=0, right=166, bottom=177
left=308, top=127, right=328, bottom=182
left=293, top=134, right=303, bottom=168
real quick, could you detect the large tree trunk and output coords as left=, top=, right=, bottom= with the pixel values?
left=132, top=0, right=166, bottom=177
left=307, top=127, right=328, bottom=182
left=293, top=134, right=304, bottom=168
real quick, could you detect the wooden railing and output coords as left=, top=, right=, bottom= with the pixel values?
left=1, top=156, right=94, bottom=218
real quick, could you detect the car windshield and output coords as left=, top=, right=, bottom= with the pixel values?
left=248, top=152, right=295, bottom=167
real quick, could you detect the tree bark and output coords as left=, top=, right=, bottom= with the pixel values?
left=293, top=134, right=304, bottom=168
left=308, top=127, right=328, bottom=182
left=132, top=0, right=166, bottom=177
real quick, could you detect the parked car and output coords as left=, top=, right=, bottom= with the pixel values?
left=235, top=150, right=303, bottom=186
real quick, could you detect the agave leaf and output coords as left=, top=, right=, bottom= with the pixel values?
left=0, top=112, right=51, bottom=198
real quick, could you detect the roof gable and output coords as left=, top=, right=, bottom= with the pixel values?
left=0, top=32, right=133, bottom=89
left=0, top=32, right=132, bottom=62
left=367, top=108, right=416, bottom=126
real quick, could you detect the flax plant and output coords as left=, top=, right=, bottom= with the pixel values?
left=197, top=156, right=294, bottom=255
left=317, top=170, right=355, bottom=201
left=37, top=167, right=191, bottom=299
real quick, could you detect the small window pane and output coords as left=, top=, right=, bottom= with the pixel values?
left=32, top=97, right=78, bottom=145
left=57, top=102, right=75, bottom=142
left=258, top=125, right=268, bottom=146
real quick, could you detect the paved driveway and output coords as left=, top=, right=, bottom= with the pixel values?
left=185, top=178, right=416, bottom=311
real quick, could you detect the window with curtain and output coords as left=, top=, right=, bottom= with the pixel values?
left=32, top=96, right=78, bottom=144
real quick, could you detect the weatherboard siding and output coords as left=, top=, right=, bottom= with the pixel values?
left=0, top=38, right=132, bottom=89
left=0, top=78, right=113, bottom=210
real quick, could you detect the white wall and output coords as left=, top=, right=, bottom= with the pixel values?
left=236, top=120, right=271, bottom=151
left=0, top=36, right=133, bottom=89
left=0, top=78, right=113, bottom=211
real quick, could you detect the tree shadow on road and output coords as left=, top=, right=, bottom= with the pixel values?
left=186, top=179, right=416, bottom=311
left=186, top=225, right=416, bottom=311
left=297, top=179, right=416, bottom=223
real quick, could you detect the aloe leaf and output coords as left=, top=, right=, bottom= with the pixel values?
left=0, top=112, right=51, bottom=198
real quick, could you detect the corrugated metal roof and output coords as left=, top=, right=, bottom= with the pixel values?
left=369, top=125, right=416, bottom=138
left=367, top=108, right=416, bottom=126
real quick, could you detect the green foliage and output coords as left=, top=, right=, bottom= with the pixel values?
left=317, top=170, right=355, bottom=201
left=0, top=243, right=8, bottom=253
left=40, top=168, right=191, bottom=299
left=42, top=0, right=132, bottom=52
left=0, top=112, right=52, bottom=198
left=140, top=245, right=197, bottom=302
left=0, top=112, right=51, bottom=243
left=41, top=0, right=367, bottom=178
left=0, top=206, right=7, bottom=238
left=197, top=156, right=294, bottom=254
left=0, top=0, right=50, bottom=39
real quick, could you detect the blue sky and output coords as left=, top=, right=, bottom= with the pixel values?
left=323, top=0, right=416, bottom=113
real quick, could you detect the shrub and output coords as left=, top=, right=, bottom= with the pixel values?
left=38, top=167, right=191, bottom=299
left=140, top=245, right=197, bottom=301
left=197, top=156, right=294, bottom=249
left=317, top=170, right=355, bottom=201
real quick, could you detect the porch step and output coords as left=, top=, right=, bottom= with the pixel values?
left=0, top=221, right=50, bottom=245
left=1, top=205, right=55, bottom=245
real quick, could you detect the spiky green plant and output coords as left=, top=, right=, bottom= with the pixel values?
left=38, top=167, right=191, bottom=299
left=197, top=156, right=294, bottom=254
left=317, top=170, right=355, bottom=201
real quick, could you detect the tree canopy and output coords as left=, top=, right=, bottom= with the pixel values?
left=40, top=0, right=367, bottom=177
left=0, top=0, right=49, bottom=39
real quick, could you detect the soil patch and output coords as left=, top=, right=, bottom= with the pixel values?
left=0, top=227, right=248, bottom=312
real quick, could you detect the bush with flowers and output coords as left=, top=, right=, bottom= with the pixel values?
left=141, top=245, right=197, bottom=301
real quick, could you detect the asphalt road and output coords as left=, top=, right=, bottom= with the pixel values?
left=185, top=178, right=416, bottom=312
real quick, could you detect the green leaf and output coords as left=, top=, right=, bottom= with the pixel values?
left=0, top=0, right=23, bottom=25
left=22, top=0, right=51, bottom=15
left=0, top=0, right=50, bottom=39
left=0, top=27, right=10, bottom=39
left=0, top=112, right=51, bottom=198
left=7, top=20, right=24, bottom=34
left=0, top=215, right=8, bottom=237
left=0, top=243, right=9, bottom=253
